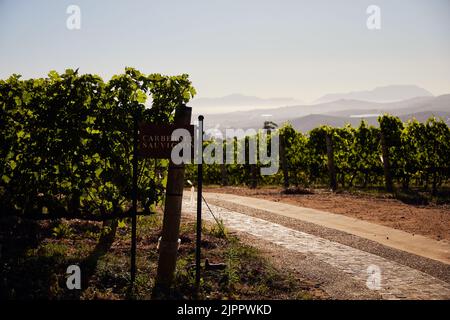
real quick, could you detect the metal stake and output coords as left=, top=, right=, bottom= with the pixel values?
left=195, top=115, right=204, bottom=294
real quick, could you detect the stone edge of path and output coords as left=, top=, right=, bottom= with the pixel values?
left=235, top=231, right=382, bottom=300
left=204, top=197, right=450, bottom=285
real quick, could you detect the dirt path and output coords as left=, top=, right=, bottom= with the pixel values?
left=204, top=187, right=450, bottom=241
left=182, top=196, right=450, bottom=300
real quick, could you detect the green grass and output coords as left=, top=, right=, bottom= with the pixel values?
left=1, top=215, right=319, bottom=300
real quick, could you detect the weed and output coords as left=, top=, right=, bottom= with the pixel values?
left=208, top=219, right=228, bottom=239
left=52, top=221, right=73, bottom=238
left=38, top=242, right=69, bottom=258
left=224, top=244, right=240, bottom=290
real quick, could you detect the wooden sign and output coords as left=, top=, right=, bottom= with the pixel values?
left=138, top=123, right=194, bottom=159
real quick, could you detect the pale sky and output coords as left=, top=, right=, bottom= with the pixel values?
left=0, top=0, right=449, bottom=102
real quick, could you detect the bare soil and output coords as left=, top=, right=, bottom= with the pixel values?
left=204, top=186, right=450, bottom=241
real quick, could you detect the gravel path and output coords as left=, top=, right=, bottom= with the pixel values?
left=206, top=198, right=450, bottom=284
left=182, top=197, right=450, bottom=300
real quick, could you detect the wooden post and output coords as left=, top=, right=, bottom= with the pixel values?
left=380, top=132, right=393, bottom=192
left=246, top=136, right=257, bottom=189
left=221, top=140, right=227, bottom=186
left=325, top=133, right=337, bottom=191
left=154, top=105, right=192, bottom=292
left=431, top=141, right=438, bottom=196
left=280, top=133, right=289, bottom=189
left=130, top=113, right=138, bottom=284
left=220, top=163, right=227, bottom=186
left=250, top=164, right=257, bottom=189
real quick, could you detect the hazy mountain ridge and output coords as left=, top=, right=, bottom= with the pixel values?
left=315, top=85, right=434, bottom=104
left=288, top=111, right=450, bottom=133
left=191, top=93, right=301, bottom=113
left=199, top=94, right=450, bottom=133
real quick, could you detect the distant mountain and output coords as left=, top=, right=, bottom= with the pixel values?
left=190, top=94, right=301, bottom=113
left=398, top=111, right=450, bottom=124
left=288, top=111, right=450, bottom=133
left=201, top=99, right=381, bottom=129
left=201, top=94, right=450, bottom=132
left=325, top=95, right=450, bottom=117
left=315, top=85, right=433, bottom=104
left=289, top=114, right=356, bottom=132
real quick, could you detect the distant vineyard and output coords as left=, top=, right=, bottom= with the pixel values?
left=186, top=115, right=450, bottom=195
